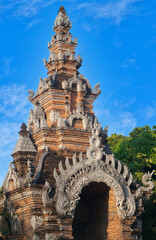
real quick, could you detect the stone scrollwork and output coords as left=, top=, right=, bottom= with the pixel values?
left=87, top=125, right=103, bottom=162
left=42, top=181, right=54, bottom=206
left=135, top=170, right=155, bottom=198
left=28, top=89, right=34, bottom=101
left=50, top=110, right=60, bottom=123
left=53, top=124, right=138, bottom=219
left=62, top=74, right=101, bottom=96
left=93, top=83, right=101, bottom=94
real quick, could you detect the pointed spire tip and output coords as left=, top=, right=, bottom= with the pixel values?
left=20, top=122, right=27, bottom=131
left=59, top=6, right=66, bottom=14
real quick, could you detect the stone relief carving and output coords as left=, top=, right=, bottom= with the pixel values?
left=28, top=89, right=34, bottom=101
left=62, top=74, right=101, bottom=96
left=3, top=162, right=24, bottom=192
left=68, top=110, right=88, bottom=130
left=24, top=159, right=34, bottom=185
left=136, top=170, right=154, bottom=198
left=42, top=181, right=54, bottom=206
left=50, top=110, right=60, bottom=123
left=28, top=102, right=49, bottom=133
left=93, top=83, right=101, bottom=94
left=76, top=54, right=83, bottom=69
left=33, top=150, right=50, bottom=184
left=45, top=233, right=57, bottom=240
left=50, top=51, right=57, bottom=61
left=53, top=124, right=154, bottom=219
left=30, top=216, right=44, bottom=230
left=62, top=74, right=86, bottom=92
left=86, top=126, right=103, bottom=162
left=56, top=106, right=101, bottom=131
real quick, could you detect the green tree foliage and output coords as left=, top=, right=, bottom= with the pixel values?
left=107, top=126, right=156, bottom=240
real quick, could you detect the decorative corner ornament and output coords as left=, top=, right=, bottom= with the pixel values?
left=28, top=89, right=34, bottom=101
left=136, top=170, right=154, bottom=198
left=93, top=83, right=101, bottom=94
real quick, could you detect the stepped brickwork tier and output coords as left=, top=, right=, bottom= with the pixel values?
left=0, top=6, right=154, bottom=240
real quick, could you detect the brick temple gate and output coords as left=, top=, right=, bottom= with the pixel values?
left=0, top=6, right=154, bottom=240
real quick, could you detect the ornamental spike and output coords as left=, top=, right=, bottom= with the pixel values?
left=58, top=161, right=64, bottom=175
left=79, top=152, right=83, bottom=162
left=65, top=157, right=70, bottom=169
left=53, top=168, right=59, bottom=181
left=72, top=153, right=77, bottom=165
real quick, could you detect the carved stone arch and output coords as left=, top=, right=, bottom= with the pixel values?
left=68, top=114, right=88, bottom=129
left=54, top=160, right=136, bottom=219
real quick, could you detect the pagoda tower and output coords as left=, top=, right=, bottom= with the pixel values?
left=0, top=6, right=154, bottom=240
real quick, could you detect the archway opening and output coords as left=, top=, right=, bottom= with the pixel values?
left=72, top=182, right=109, bottom=240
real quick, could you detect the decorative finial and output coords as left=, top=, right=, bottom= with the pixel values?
left=35, top=100, right=40, bottom=106
left=59, top=6, right=66, bottom=14
left=53, top=6, right=71, bottom=31
left=20, top=122, right=27, bottom=131
left=19, top=122, right=28, bottom=137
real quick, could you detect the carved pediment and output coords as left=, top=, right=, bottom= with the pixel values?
left=28, top=102, right=49, bottom=133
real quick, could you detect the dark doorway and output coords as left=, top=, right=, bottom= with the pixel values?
left=72, top=182, right=109, bottom=240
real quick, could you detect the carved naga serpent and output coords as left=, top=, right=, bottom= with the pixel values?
left=136, top=170, right=155, bottom=198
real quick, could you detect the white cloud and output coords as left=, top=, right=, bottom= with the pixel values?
left=95, top=108, right=137, bottom=136
left=0, top=0, right=57, bottom=18
left=78, top=0, right=142, bottom=24
left=121, top=58, right=136, bottom=69
left=0, top=57, right=16, bottom=76
left=0, top=84, right=31, bottom=185
left=0, top=0, right=143, bottom=23
left=94, top=94, right=137, bottom=136
left=26, top=19, right=41, bottom=29
left=144, top=104, right=156, bottom=120
left=0, top=84, right=30, bottom=118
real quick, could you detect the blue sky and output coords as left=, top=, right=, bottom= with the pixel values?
left=0, top=0, right=156, bottom=184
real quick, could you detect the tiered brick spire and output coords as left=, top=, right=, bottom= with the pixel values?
left=43, top=5, right=82, bottom=82
left=27, top=6, right=101, bottom=146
